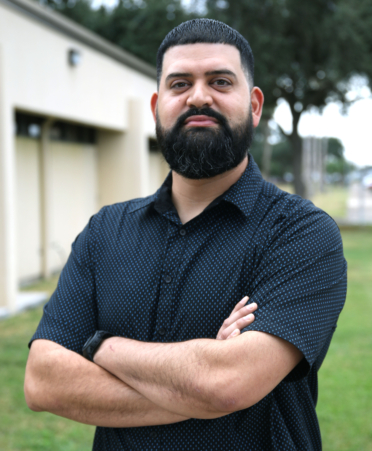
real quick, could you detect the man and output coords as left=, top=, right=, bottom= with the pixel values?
left=25, top=19, right=347, bottom=450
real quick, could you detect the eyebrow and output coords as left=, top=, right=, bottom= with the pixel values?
left=165, top=69, right=237, bottom=83
left=165, top=72, right=192, bottom=83
left=205, top=70, right=237, bottom=79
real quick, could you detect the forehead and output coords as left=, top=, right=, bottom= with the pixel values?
left=162, top=43, right=243, bottom=79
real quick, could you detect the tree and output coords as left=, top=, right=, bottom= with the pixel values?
left=326, top=137, right=355, bottom=183
left=205, top=0, right=372, bottom=196
left=40, top=0, right=372, bottom=196
left=39, top=0, right=109, bottom=31
left=40, top=0, right=196, bottom=66
left=250, top=123, right=293, bottom=180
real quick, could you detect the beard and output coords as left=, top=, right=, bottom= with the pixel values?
left=155, top=106, right=254, bottom=179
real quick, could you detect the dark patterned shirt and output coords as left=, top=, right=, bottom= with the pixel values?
left=31, top=156, right=347, bottom=451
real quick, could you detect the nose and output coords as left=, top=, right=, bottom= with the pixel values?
left=186, top=81, right=213, bottom=109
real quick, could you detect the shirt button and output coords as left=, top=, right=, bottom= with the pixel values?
left=150, top=431, right=158, bottom=438
left=165, top=275, right=172, bottom=283
left=180, top=229, right=186, bottom=236
left=159, top=327, right=166, bottom=336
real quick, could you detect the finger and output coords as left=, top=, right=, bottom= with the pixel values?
left=221, top=302, right=257, bottom=330
left=219, top=313, right=255, bottom=340
left=216, top=301, right=257, bottom=340
left=216, top=304, right=256, bottom=339
left=221, top=313, right=255, bottom=340
left=230, top=302, right=257, bottom=321
left=230, top=296, right=249, bottom=315
left=226, top=329, right=240, bottom=339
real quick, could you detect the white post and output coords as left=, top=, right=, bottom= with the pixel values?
left=0, top=45, right=17, bottom=312
left=127, top=98, right=150, bottom=197
left=320, top=138, right=327, bottom=193
left=302, top=137, right=311, bottom=199
left=97, top=98, right=150, bottom=208
left=39, top=119, right=54, bottom=279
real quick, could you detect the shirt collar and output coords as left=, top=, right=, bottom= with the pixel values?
left=152, top=155, right=264, bottom=219
left=221, top=155, right=264, bottom=218
left=153, top=171, right=176, bottom=215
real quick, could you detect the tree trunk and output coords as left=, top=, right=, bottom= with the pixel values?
left=261, top=118, right=272, bottom=180
left=290, top=110, right=306, bottom=198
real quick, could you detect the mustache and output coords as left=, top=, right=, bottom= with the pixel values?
left=174, top=108, right=230, bottom=130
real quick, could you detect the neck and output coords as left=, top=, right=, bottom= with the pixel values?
left=171, top=156, right=248, bottom=224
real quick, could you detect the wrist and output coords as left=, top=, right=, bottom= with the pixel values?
left=94, top=336, right=124, bottom=365
left=82, top=330, right=114, bottom=363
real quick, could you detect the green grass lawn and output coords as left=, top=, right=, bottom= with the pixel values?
left=19, top=274, right=61, bottom=296
left=311, top=186, right=349, bottom=220
left=277, top=184, right=349, bottom=220
left=317, top=227, right=372, bottom=451
left=1, top=228, right=371, bottom=450
left=0, top=306, right=94, bottom=451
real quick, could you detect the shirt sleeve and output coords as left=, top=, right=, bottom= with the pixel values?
left=242, top=202, right=347, bottom=381
left=29, top=209, right=105, bottom=353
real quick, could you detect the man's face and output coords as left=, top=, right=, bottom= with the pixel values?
left=151, top=43, right=263, bottom=179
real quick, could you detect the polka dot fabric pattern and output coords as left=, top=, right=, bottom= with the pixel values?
left=30, top=156, right=347, bottom=451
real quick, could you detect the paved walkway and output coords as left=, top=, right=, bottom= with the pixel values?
left=347, top=182, right=372, bottom=224
left=0, top=291, right=47, bottom=319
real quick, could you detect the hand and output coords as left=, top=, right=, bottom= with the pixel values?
left=216, top=296, right=257, bottom=340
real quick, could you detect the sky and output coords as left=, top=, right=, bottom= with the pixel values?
left=274, top=97, right=372, bottom=168
left=91, top=0, right=118, bottom=8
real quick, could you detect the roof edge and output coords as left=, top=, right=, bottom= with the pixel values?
left=1, top=0, right=157, bottom=80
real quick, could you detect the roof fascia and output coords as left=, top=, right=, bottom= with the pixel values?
left=0, top=0, right=157, bottom=80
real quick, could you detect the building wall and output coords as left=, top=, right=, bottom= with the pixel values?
left=15, top=136, right=99, bottom=282
left=0, top=0, right=161, bottom=309
left=149, top=151, right=170, bottom=195
left=0, top=43, right=17, bottom=310
left=0, top=1, right=156, bottom=135
left=49, top=140, right=98, bottom=273
left=16, top=137, right=42, bottom=282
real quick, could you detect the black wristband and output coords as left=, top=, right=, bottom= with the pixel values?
left=82, top=331, right=114, bottom=362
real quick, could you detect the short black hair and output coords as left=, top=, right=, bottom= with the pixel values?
left=156, top=19, right=254, bottom=88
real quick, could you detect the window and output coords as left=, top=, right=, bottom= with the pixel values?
left=15, top=112, right=44, bottom=139
left=50, top=121, right=96, bottom=144
left=15, top=112, right=96, bottom=144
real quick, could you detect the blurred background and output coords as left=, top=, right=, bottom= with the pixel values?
left=0, top=0, right=371, bottom=450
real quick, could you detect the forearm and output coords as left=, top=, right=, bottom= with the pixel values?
left=24, top=339, right=189, bottom=427
left=95, top=331, right=302, bottom=419
left=94, top=336, right=236, bottom=418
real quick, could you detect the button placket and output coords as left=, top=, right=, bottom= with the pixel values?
left=156, top=222, right=189, bottom=340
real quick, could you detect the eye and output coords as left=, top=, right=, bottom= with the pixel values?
left=212, top=79, right=231, bottom=87
left=171, top=81, right=190, bottom=89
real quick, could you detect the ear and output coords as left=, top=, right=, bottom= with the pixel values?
left=250, top=87, right=264, bottom=128
left=150, top=93, right=158, bottom=123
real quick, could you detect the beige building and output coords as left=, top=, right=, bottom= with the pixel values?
left=0, top=0, right=169, bottom=315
